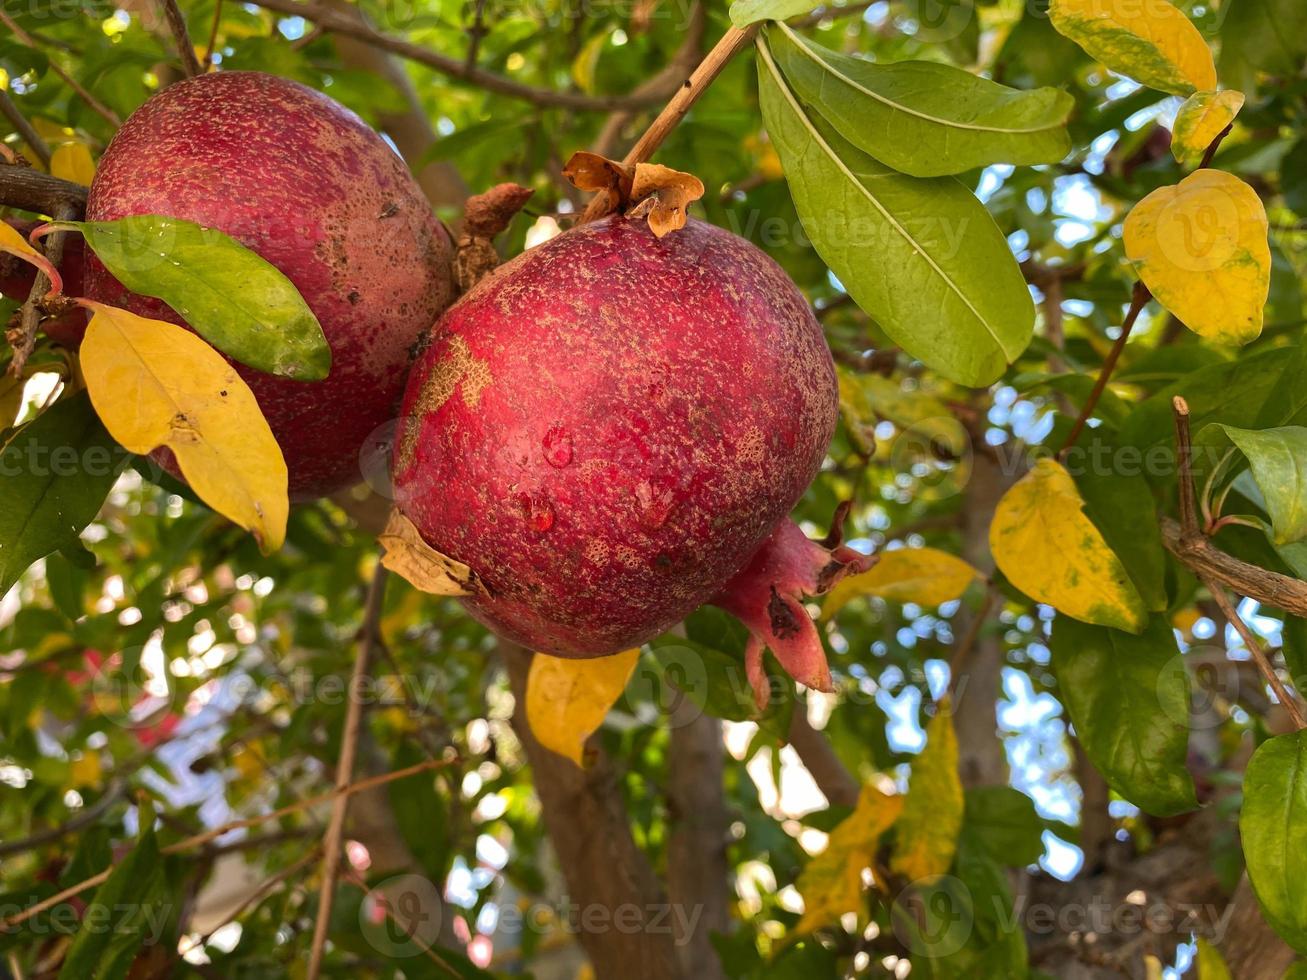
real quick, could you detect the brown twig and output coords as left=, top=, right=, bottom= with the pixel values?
left=203, top=0, right=224, bottom=66
left=242, top=0, right=681, bottom=111
left=306, top=562, right=390, bottom=980
left=1199, top=124, right=1233, bottom=170
left=1160, top=517, right=1307, bottom=617
left=948, top=587, right=998, bottom=698
left=0, top=756, right=449, bottom=932
left=7, top=199, right=78, bottom=376
left=1058, top=280, right=1151, bottom=456
left=1171, top=398, right=1307, bottom=729
left=0, top=164, right=88, bottom=215
left=578, top=23, right=761, bottom=224
left=0, top=11, right=122, bottom=127
left=159, top=0, right=204, bottom=77
left=464, top=0, right=488, bottom=72
left=1208, top=586, right=1307, bottom=729
left=0, top=91, right=51, bottom=168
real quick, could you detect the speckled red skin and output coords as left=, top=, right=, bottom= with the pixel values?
left=82, top=71, right=454, bottom=499
left=393, top=214, right=841, bottom=667
left=0, top=218, right=88, bottom=347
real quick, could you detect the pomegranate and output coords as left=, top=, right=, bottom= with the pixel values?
left=82, top=71, right=454, bottom=499
left=393, top=214, right=872, bottom=705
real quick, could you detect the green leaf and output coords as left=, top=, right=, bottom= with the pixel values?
left=60, top=215, right=330, bottom=380
left=1241, top=729, right=1307, bottom=954
left=1051, top=615, right=1198, bottom=817
left=963, top=786, right=1045, bottom=867
left=729, top=0, right=818, bottom=27
left=1071, top=433, right=1169, bottom=613
left=1217, top=0, right=1307, bottom=91
left=0, top=393, right=129, bottom=597
left=890, top=706, right=963, bottom=881
left=1215, top=426, right=1307, bottom=544
left=756, top=37, right=1034, bottom=387
left=649, top=608, right=794, bottom=741
left=59, top=827, right=170, bottom=980
left=766, top=24, right=1071, bottom=178
left=1195, top=937, right=1232, bottom=980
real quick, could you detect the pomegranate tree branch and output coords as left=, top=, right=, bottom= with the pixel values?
left=1160, top=517, right=1307, bottom=617
left=0, top=164, right=88, bottom=216
left=0, top=756, right=449, bottom=932
left=0, top=10, right=122, bottom=127
left=787, top=704, right=859, bottom=808
left=1058, top=279, right=1150, bottom=456
left=580, top=23, right=761, bottom=223
left=501, top=642, right=686, bottom=980
left=0, top=91, right=51, bottom=168
left=1170, top=399, right=1307, bottom=729
left=7, top=198, right=79, bottom=376
left=243, top=0, right=682, bottom=111
left=306, top=562, right=390, bottom=980
left=159, top=0, right=204, bottom=78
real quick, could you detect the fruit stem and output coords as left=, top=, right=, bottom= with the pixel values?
left=579, top=23, right=760, bottom=224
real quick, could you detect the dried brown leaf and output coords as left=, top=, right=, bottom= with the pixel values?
left=379, top=510, right=486, bottom=597
left=563, top=151, right=634, bottom=201
left=462, top=182, right=535, bottom=240
left=630, top=163, right=705, bottom=238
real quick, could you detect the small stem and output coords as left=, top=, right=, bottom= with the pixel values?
left=159, top=0, right=204, bottom=77
left=0, top=10, right=122, bottom=127
left=1201, top=446, right=1239, bottom=527
left=1207, top=584, right=1307, bottom=730
left=1173, top=396, right=1199, bottom=535
left=1208, top=515, right=1263, bottom=533
left=0, top=755, right=450, bottom=932
left=464, top=0, right=488, bottom=71
left=203, top=0, right=224, bottom=66
left=306, top=561, right=389, bottom=980
left=0, top=91, right=51, bottom=167
left=7, top=200, right=76, bottom=377
left=1198, top=123, right=1232, bottom=171
left=1058, top=280, right=1151, bottom=456
left=578, top=23, right=761, bottom=224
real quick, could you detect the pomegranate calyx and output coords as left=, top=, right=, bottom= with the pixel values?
left=710, top=505, right=876, bottom=712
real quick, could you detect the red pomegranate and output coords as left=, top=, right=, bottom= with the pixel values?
left=82, top=71, right=454, bottom=499
left=393, top=214, right=872, bottom=705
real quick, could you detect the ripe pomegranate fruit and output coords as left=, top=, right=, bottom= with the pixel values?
left=82, top=71, right=454, bottom=498
left=393, top=214, right=872, bottom=705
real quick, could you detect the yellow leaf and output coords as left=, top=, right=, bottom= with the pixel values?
left=824, top=547, right=980, bottom=618
left=67, top=751, right=102, bottom=789
left=526, top=649, right=638, bottom=766
left=0, top=221, right=60, bottom=293
left=379, top=510, right=485, bottom=597
left=794, top=783, right=904, bottom=936
left=49, top=141, right=96, bottom=186
left=890, top=705, right=963, bottom=882
left=989, top=458, right=1148, bottom=632
left=1196, top=937, right=1232, bottom=980
left=79, top=301, right=288, bottom=551
left=1144, top=956, right=1164, bottom=980
left=1124, top=169, right=1269, bottom=345
left=1171, top=90, right=1244, bottom=167
left=1049, top=0, right=1215, bottom=95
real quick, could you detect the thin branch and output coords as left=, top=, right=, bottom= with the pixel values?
left=306, top=562, right=389, bottom=980
left=1058, top=280, right=1151, bottom=456
left=1208, top=586, right=1307, bottom=729
left=1171, top=399, right=1307, bottom=728
left=1160, top=517, right=1307, bottom=617
left=159, top=0, right=204, bottom=77
left=0, top=91, right=51, bottom=167
left=0, top=163, right=88, bottom=215
left=948, top=587, right=998, bottom=698
left=0, top=10, right=122, bottom=127
left=7, top=199, right=78, bottom=376
left=1199, top=123, right=1233, bottom=170
left=0, top=756, right=448, bottom=932
left=580, top=23, right=761, bottom=224
left=203, top=0, right=224, bottom=66
left=464, top=0, right=488, bottom=72
left=787, top=703, right=859, bottom=808
left=242, top=0, right=680, bottom=111
left=0, top=781, right=127, bottom=859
